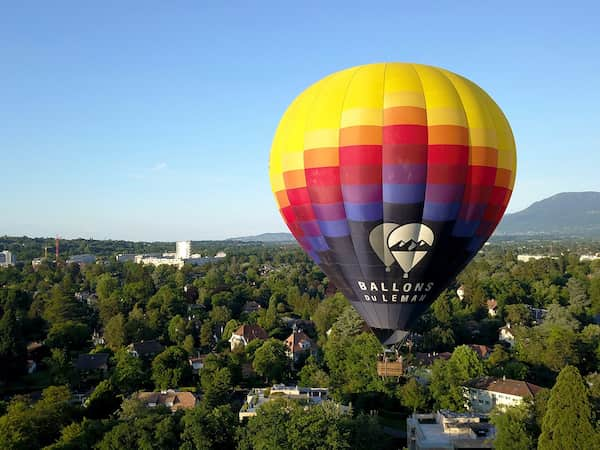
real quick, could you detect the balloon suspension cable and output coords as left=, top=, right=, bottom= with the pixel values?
left=372, top=328, right=410, bottom=348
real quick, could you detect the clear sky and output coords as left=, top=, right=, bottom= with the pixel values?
left=2, top=1, right=599, bottom=241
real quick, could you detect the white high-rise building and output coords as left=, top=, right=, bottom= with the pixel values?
left=0, top=250, right=16, bottom=267
left=176, top=241, right=191, bottom=260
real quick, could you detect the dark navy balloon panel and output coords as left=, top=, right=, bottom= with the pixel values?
left=270, top=63, right=516, bottom=332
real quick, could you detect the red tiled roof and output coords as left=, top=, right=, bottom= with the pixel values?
left=284, top=330, right=313, bottom=353
left=27, top=342, right=44, bottom=352
left=468, top=344, right=491, bottom=358
left=189, top=354, right=208, bottom=363
left=487, top=299, right=498, bottom=310
left=466, top=377, right=543, bottom=398
left=233, top=324, right=268, bottom=342
left=136, top=390, right=197, bottom=411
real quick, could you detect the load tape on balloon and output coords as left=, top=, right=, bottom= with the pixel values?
left=269, top=63, right=516, bottom=334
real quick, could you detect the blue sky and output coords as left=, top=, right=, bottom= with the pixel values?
left=2, top=2, right=599, bottom=241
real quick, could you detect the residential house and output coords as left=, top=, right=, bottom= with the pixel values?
left=187, top=304, right=205, bottom=322
left=464, top=376, right=543, bottom=413
left=258, top=264, right=274, bottom=276
left=183, top=284, right=199, bottom=302
left=239, top=384, right=332, bottom=421
left=229, top=324, right=268, bottom=351
left=27, top=360, right=37, bottom=374
left=92, top=330, right=105, bottom=346
left=407, top=410, right=495, bottom=450
left=76, top=353, right=109, bottom=373
left=135, top=390, right=197, bottom=412
left=468, top=344, right=492, bottom=359
left=242, top=301, right=261, bottom=314
left=284, top=327, right=315, bottom=362
left=188, top=354, right=208, bottom=375
left=26, top=341, right=48, bottom=362
left=0, top=250, right=16, bottom=267
left=456, top=285, right=465, bottom=300
left=32, top=257, right=44, bottom=268
left=85, top=293, right=98, bottom=306
left=414, top=352, right=452, bottom=366
left=281, top=317, right=315, bottom=332
left=498, top=323, right=515, bottom=347
left=127, top=340, right=164, bottom=358
left=529, top=306, right=548, bottom=325
left=486, top=299, right=498, bottom=317
left=74, top=291, right=92, bottom=302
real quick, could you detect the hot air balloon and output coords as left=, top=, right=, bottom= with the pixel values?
left=269, top=63, right=516, bottom=345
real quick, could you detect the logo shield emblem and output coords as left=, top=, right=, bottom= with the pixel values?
left=369, top=223, right=435, bottom=277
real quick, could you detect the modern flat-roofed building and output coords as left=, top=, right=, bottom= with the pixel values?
left=136, top=255, right=185, bottom=268
left=0, top=250, right=16, bottom=267
left=32, top=257, right=45, bottom=268
left=239, top=385, right=332, bottom=421
left=517, top=254, right=558, bottom=263
left=116, top=253, right=136, bottom=262
left=67, top=254, right=96, bottom=265
left=407, top=410, right=495, bottom=450
left=133, top=241, right=218, bottom=268
left=176, top=241, right=192, bottom=260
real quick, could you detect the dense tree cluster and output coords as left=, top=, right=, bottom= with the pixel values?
left=0, top=238, right=599, bottom=447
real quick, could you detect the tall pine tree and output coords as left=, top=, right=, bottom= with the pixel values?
left=0, top=307, right=27, bottom=382
left=538, top=365, right=598, bottom=450
left=491, top=404, right=534, bottom=450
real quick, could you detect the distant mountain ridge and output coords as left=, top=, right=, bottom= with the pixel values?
left=231, top=193, right=600, bottom=241
left=228, top=232, right=294, bottom=242
left=496, top=191, right=600, bottom=237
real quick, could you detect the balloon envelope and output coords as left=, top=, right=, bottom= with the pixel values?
left=269, top=63, right=516, bottom=338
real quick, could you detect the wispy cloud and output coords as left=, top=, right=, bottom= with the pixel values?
left=129, top=162, right=168, bottom=179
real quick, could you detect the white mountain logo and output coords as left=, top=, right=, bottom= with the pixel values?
left=369, top=223, right=435, bottom=278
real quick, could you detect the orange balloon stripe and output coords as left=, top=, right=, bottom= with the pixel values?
left=339, top=125, right=382, bottom=146
left=383, top=106, right=428, bottom=125
left=470, top=146, right=499, bottom=166
left=304, top=147, right=339, bottom=168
